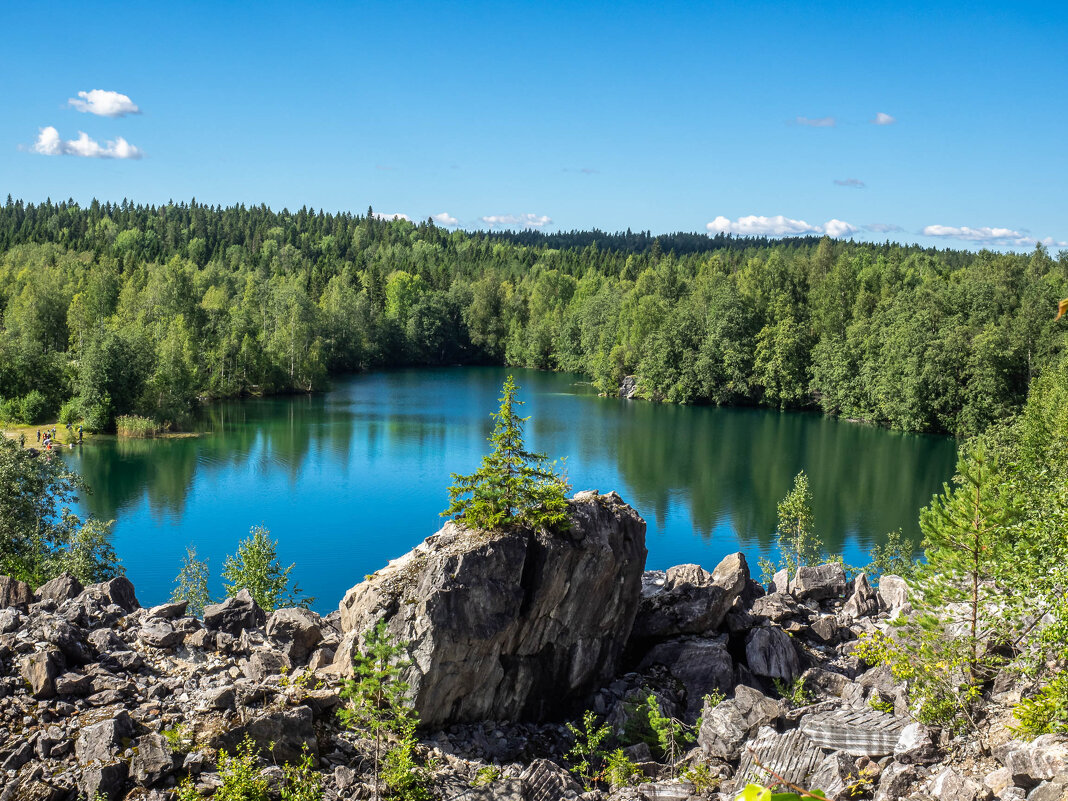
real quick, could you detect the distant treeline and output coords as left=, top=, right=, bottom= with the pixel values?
left=0, top=197, right=1065, bottom=436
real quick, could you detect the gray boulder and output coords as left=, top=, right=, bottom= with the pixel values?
left=267, top=607, right=324, bottom=663
left=928, top=768, right=982, bottom=801
left=874, top=762, right=918, bottom=801
left=750, top=591, right=802, bottom=622
left=631, top=553, right=749, bottom=642
left=147, top=600, right=188, bottom=619
left=745, top=625, right=800, bottom=680
left=242, top=647, right=291, bottom=682
left=43, top=616, right=92, bottom=664
left=83, top=575, right=140, bottom=612
left=519, top=758, right=583, bottom=800
left=808, top=752, right=860, bottom=801
left=996, top=735, right=1068, bottom=789
left=139, top=620, right=184, bottom=649
left=35, top=572, right=83, bottom=605
left=0, top=575, right=32, bottom=608
left=130, top=733, right=174, bottom=784
left=877, top=575, right=911, bottom=612
left=893, top=721, right=940, bottom=765
left=698, top=684, right=781, bottom=760
left=792, top=563, right=847, bottom=601
left=75, top=710, right=135, bottom=765
left=21, top=650, right=62, bottom=699
left=203, top=588, right=266, bottom=635
left=80, top=763, right=128, bottom=801
left=333, top=490, right=647, bottom=727
left=842, top=573, right=881, bottom=620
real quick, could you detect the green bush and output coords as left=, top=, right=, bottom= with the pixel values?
left=222, top=525, right=311, bottom=611
left=81, top=391, right=112, bottom=431
left=18, top=390, right=51, bottom=424
left=1013, top=671, right=1068, bottom=738
left=58, top=398, right=81, bottom=425
left=215, top=736, right=269, bottom=801
left=603, top=748, right=641, bottom=789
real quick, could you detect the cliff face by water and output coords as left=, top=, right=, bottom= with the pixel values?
left=0, top=492, right=1059, bottom=801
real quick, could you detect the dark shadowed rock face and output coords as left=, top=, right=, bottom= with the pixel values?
left=0, top=575, right=32, bottom=609
left=333, top=490, right=647, bottom=727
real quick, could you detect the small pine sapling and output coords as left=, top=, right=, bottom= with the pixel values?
left=565, top=709, right=612, bottom=790
left=443, top=376, right=570, bottom=532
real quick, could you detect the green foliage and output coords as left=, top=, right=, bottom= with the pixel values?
left=443, top=376, right=570, bottom=532
left=603, top=748, right=642, bottom=789
left=760, top=471, right=823, bottom=583
left=891, top=440, right=1018, bottom=732
left=472, top=766, right=501, bottom=787
left=644, top=694, right=695, bottom=778
left=339, top=621, right=431, bottom=801
left=18, top=390, right=52, bottom=424
left=1, top=202, right=1063, bottom=437
left=703, top=689, right=726, bottom=710
left=736, top=783, right=827, bottom=800
left=281, top=745, right=324, bottom=801
left=773, top=677, right=814, bottom=708
left=172, top=544, right=214, bottom=617
left=865, top=529, right=916, bottom=581
left=565, top=709, right=612, bottom=790
left=115, top=414, right=160, bottom=438
left=868, top=696, right=895, bottom=714
left=1013, top=671, right=1068, bottom=738
left=222, top=525, right=310, bottom=611
left=58, top=398, right=80, bottom=425
left=162, top=723, right=193, bottom=754
left=216, top=735, right=269, bottom=801
left=683, top=761, right=719, bottom=794
left=0, top=436, right=120, bottom=586
left=175, top=781, right=201, bottom=801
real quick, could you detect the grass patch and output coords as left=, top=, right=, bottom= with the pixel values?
left=116, top=415, right=161, bottom=438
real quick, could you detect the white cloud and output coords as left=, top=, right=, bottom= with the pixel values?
left=433, top=212, right=459, bottom=227
left=823, top=219, right=858, bottom=238
left=834, top=178, right=865, bottom=188
left=68, top=89, right=141, bottom=117
left=923, top=224, right=1066, bottom=248
left=796, top=116, right=836, bottom=127
left=32, top=126, right=143, bottom=159
left=706, top=214, right=856, bottom=238
left=871, top=112, right=896, bottom=125
left=372, top=212, right=410, bottom=221
left=864, top=223, right=904, bottom=233
left=481, top=213, right=553, bottom=229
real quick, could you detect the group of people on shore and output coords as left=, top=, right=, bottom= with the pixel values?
left=31, top=423, right=83, bottom=451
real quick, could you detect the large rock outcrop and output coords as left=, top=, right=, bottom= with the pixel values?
left=333, top=490, right=647, bottom=727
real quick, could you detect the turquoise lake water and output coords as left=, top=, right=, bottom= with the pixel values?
left=64, top=367, right=958, bottom=613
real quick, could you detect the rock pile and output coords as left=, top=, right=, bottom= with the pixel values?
left=0, top=490, right=1059, bottom=800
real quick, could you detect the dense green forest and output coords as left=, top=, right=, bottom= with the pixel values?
left=1, top=197, right=1065, bottom=436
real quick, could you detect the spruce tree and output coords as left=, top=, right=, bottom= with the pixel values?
left=912, top=442, right=1016, bottom=683
left=443, top=376, right=570, bottom=532
left=338, top=621, right=429, bottom=801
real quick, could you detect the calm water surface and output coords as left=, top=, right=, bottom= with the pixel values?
left=66, top=367, right=958, bottom=613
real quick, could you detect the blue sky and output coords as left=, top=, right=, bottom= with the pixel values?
left=2, top=1, right=1066, bottom=251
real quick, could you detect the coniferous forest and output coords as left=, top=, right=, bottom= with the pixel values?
left=1, top=197, right=1066, bottom=436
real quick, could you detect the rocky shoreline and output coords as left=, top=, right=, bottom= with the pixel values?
left=0, top=491, right=1063, bottom=800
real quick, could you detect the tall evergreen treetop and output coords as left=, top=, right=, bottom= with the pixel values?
left=443, top=376, right=570, bottom=532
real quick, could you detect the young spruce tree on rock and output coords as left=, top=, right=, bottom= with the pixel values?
left=443, top=376, right=570, bottom=532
